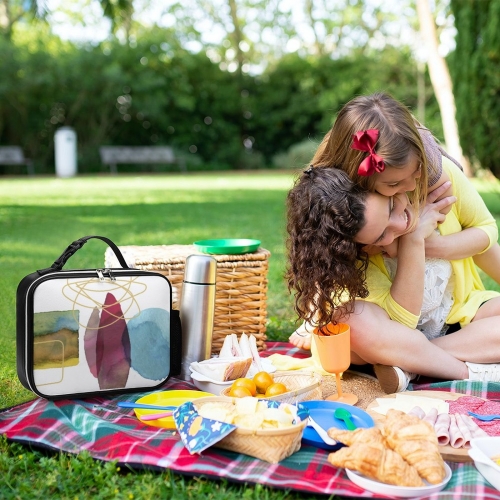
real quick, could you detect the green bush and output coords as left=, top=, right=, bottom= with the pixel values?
left=271, top=139, right=319, bottom=170
left=0, top=25, right=442, bottom=174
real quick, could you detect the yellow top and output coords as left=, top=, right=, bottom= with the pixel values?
left=362, top=158, right=500, bottom=328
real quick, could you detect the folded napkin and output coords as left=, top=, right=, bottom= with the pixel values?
left=268, top=340, right=330, bottom=375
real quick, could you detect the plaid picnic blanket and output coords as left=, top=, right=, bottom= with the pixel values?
left=2, top=342, right=500, bottom=499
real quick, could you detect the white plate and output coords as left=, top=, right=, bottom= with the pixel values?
left=190, top=373, right=232, bottom=395
left=346, top=463, right=452, bottom=498
left=189, top=358, right=277, bottom=395
left=470, top=437, right=500, bottom=490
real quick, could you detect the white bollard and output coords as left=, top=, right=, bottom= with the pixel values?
left=54, top=127, right=77, bottom=178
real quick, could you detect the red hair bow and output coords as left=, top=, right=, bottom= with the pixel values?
left=351, top=129, right=385, bottom=176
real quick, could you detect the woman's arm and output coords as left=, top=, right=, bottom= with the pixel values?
left=363, top=188, right=456, bottom=326
left=390, top=193, right=455, bottom=315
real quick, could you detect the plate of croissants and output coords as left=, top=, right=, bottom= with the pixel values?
left=345, top=464, right=452, bottom=497
left=327, top=408, right=452, bottom=496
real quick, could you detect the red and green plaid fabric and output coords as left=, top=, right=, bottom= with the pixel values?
left=2, top=342, right=500, bottom=499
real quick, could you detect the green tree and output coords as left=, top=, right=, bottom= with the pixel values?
left=0, top=0, right=47, bottom=39
left=449, top=0, right=500, bottom=176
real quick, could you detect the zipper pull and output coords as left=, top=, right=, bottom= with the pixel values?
left=96, top=269, right=105, bottom=281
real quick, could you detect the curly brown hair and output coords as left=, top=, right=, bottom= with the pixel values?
left=285, top=167, right=370, bottom=328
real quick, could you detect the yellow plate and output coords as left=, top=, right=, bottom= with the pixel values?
left=134, top=390, right=213, bottom=429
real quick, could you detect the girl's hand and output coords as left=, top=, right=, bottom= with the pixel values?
left=406, top=184, right=456, bottom=241
left=427, top=171, right=454, bottom=215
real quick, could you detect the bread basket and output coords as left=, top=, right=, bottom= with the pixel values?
left=221, top=370, right=322, bottom=404
left=193, top=396, right=308, bottom=463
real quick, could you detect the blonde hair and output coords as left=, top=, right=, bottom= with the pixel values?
left=311, top=92, right=428, bottom=208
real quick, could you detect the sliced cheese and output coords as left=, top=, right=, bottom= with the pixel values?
left=372, top=393, right=449, bottom=416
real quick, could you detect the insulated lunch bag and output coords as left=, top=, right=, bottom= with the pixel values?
left=16, top=235, right=182, bottom=400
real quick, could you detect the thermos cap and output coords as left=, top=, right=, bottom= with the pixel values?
left=184, top=254, right=217, bottom=284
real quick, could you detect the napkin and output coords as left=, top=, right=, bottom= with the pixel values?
left=268, top=339, right=330, bottom=375
left=173, top=402, right=236, bottom=454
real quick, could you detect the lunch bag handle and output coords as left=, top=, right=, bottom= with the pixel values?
left=43, top=235, right=130, bottom=273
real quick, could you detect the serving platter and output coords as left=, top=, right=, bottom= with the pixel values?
left=366, top=390, right=483, bottom=463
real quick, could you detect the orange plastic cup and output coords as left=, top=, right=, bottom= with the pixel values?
left=312, top=323, right=350, bottom=374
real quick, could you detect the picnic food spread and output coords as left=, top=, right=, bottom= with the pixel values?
left=179, top=332, right=500, bottom=489
left=4, top=336, right=500, bottom=496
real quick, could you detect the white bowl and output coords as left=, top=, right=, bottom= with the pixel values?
left=470, top=437, right=500, bottom=490
left=190, top=370, right=233, bottom=396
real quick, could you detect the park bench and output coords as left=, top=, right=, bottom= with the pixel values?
left=0, top=146, right=34, bottom=175
left=99, top=146, right=186, bottom=174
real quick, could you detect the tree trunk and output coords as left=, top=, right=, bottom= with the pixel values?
left=0, top=0, right=11, bottom=38
left=416, top=0, right=472, bottom=176
left=227, top=0, right=244, bottom=79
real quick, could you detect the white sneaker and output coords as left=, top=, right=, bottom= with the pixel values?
left=374, top=364, right=416, bottom=394
left=466, top=362, right=500, bottom=382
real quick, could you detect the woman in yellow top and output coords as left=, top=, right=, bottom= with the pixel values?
left=286, top=164, right=500, bottom=394
left=286, top=92, right=500, bottom=392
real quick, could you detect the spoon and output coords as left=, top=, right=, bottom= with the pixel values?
left=468, top=411, right=500, bottom=421
left=117, top=402, right=177, bottom=411
left=307, top=417, right=337, bottom=446
left=139, top=411, right=174, bottom=421
left=334, top=407, right=357, bottom=431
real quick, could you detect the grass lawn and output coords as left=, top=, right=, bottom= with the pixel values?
left=1, top=171, right=500, bottom=499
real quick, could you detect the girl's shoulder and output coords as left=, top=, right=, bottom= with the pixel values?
left=419, top=126, right=463, bottom=187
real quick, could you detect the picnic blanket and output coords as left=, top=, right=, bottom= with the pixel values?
left=2, top=341, right=500, bottom=499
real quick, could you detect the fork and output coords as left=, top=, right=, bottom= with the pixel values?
left=468, top=411, right=500, bottom=421
left=307, top=417, right=337, bottom=446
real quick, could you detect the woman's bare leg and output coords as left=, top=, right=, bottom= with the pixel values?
left=347, top=301, right=469, bottom=380
left=473, top=244, right=500, bottom=285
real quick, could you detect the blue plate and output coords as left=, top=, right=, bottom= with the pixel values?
left=301, top=400, right=375, bottom=451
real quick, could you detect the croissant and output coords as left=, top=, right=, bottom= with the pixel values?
left=327, top=426, right=384, bottom=447
left=382, top=409, right=446, bottom=484
left=328, top=442, right=424, bottom=487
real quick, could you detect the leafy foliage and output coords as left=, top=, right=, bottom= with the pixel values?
left=0, top=23, right=440, bottom=174
left=449, top=0, right=500, bottom=175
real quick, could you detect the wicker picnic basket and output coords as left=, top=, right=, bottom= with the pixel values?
left=221, top=371, right=322, bottom=404
left=104, top=244, right=270, bottom=354
left=193, top=396, right=308, bottom=463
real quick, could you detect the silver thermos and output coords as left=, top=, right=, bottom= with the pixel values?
left=179, top=254, right=217, bottom=380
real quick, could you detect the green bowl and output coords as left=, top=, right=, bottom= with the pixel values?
left=193, top=238, right=261, bottom=255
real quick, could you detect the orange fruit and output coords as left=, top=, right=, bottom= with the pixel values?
left=253, top=371, right=274, bottom=394
left=264, top=382, right=288, bottom=397
left=229, top=386, right=253, bottom=398
left=231, top=378, right=257, bottom=396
